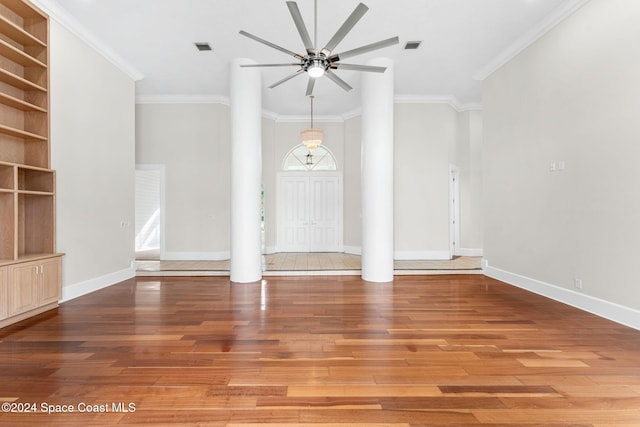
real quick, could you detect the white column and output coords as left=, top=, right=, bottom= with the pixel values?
left=230, top=58, right=262, bottom=283
left=361, top=58, right=394, bottom=282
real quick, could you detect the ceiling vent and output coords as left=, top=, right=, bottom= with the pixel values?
left=195, top=42, right=212, bottom=51
left=404, top=41, right=422, bottom=50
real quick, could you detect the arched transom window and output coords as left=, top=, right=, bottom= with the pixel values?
left=282, top=144, right=337, bottom=171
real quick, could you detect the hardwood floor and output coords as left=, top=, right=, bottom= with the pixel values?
left=1, top=274, right=639, bottom=426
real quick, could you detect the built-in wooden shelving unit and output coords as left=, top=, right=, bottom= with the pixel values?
left=0, top=0, right=62, bottom=328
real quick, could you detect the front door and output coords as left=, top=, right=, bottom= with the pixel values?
left=278, top=172, right=342, bottom=252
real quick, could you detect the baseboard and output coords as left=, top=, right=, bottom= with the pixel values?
left=343, top=248, right=453, bottom=260
left=60, top=266, right=135, bottom=303
left=263, top=246, right=277, bottom=255
left=343, top=246, right=361, bottom=255
left=162, top=251, right=230, bottom=261
left=456, top=247, right=483, bottom=257
left=0, top=302, right=59, bottom=328
left=484, top=265, right=640, bottom=331
left=394, top=250, right=451, bottom=261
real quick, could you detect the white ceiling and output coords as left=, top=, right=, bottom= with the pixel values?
left=36, top=0, right=587, bottom=116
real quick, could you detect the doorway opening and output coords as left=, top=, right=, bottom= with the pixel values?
left=135, top=165, right=165, bottom=260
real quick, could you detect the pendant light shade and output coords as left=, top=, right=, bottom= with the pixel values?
left=301, top=95, right=323, bottom=152
left=301, top=128, right=323, bottom=152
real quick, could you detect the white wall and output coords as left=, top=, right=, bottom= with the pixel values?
left=134, top=103, right=482, bottom=262
left=483, top=0, right=640, bottom=327
left=49, top=20, right=136, bottom=299
left=455, top=110, right=483, bottom=253
left=343, top=115, right=362, bottom=253
left=262, top=117, right=277, bottom=252
left=135, top=103, right=230, bottom=260
left=394, top=103, right=457, bottom=260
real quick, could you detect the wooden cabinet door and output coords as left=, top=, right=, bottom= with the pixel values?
left=8, top=262, right=38, bottom=316
left=0, top=267, right=7, bottom=320
left=39, top=258, right=61, bottom=305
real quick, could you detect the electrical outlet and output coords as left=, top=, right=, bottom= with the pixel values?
left=574, top=278, right=583, bottom=289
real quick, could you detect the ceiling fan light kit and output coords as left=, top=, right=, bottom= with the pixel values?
left=239, top=0, right=399, bottom=96
left=307, top=60, right=325, bottom=78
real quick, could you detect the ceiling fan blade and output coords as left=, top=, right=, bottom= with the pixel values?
left=239, top=30, right=303, bottom=60
left=329, top=36, right=399, bottom=62
left=268, top=69, right=305, bottom=89
left=240, top=63, right=300, bottom=68
left=321, top=3, right=368, bottom=56
left=286, top=1, right=314, bottom=54
left=305, top=77, right=316, bottom=96
left=333, top=63, right=386, bottom=73
left=326, top=71, right=353, bottom=92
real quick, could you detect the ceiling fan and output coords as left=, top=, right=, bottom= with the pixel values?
left=239, top=0, right=399, bottom=96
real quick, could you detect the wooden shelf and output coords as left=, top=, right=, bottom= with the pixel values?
left=15, top=162, right=51, bottom=172
left=16, top=190, right=52, bottom=196
left=2, top=0, right=47, bottom=19
left=17, top=166, right=54, bottom=193
left=0, top=67, right=46, bottom=92
left=0, top=91, right=46, bottom=112
left=0, top=163, right=54, bottom=192
left=0, top=253, right=63, bottom=267
left=17, top=192, right=54, bottom=255
left=0, top=13, right=46, bottom=48
left=0, top=37, right=46, bottom=68
left=0, top=163, right=55, bottom=258
left=0, top=123, right=47, bottom=141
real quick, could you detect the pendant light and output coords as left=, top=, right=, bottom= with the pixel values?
left=301, top=95, right=323, bottom=153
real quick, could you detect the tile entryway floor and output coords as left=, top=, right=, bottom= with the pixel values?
left=136, top=253, right=482, bottom=276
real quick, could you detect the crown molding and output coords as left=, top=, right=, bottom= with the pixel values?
left=31, top=0, right=144, bottom=81
left=135, top=93, right=483, bottom=117
left=394, top=94, right=484, bottom=112
left=395, top=94, right=460, bottom=109
left=261, top=109, right=280, bottom=121
left=342, top=108, right=363, bottom=121
left=473, top=0, right=590, bottom=81
left=458, top=102, right=483, bottom=112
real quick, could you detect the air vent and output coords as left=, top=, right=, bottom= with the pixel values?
left=195, top=42, right=212, bottom=51
left=404, top=41, right=422, bottom=50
